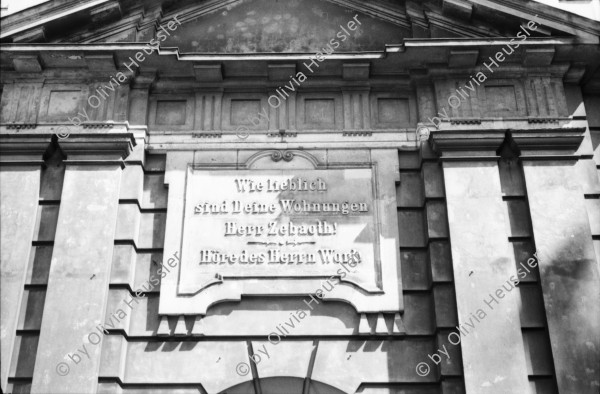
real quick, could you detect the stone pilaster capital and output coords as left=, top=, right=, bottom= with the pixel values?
left=429, top=129, right=506, bottom=161
left=510, top=127, right=585, bottom=160
left=0, top=133, right=53, bottom=165
left=57, top=132, right=136, bottom=166
left=429, top=127, right=586, bottom=161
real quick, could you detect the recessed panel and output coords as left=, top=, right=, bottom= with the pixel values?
left=305, top=99, right=335, bottom=126
left=231, top=100, right=261, bottom=125
left=47, top=91, right=80, bottom=117
left=156, top=100, right=187, bottom=125
left=485, top=85, right=517, bottom=113
left=378, top=98, right=409, bottom=124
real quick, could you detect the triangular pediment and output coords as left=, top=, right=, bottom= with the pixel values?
left=1, top=0, right=599, bottom=47
left=163, top=0, right=410, bottom=53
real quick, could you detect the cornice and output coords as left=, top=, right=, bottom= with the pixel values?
left=0, top=36, right=580, bottom=58
left=2, top=38, right=594, bottom=85
left=56, top=132, right=136, bottom=166
left=510, top=128, right=586, bottom=159
left=429, top=129, right=506, bottom=161
left=429, top=127, right=586, bottom=161
left=467, top=0, right=600, bottom=40
left=0, top=134, right=53, bottom=165
left=0, top=122, right=142, bottom=166
left=0, top=0, right=118, bottom=41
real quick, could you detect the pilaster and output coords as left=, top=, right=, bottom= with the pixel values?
left=430, top=129, right=531, bottom=393
left=30, top=131, right=134, bottom=394
left=0, top=135, right=48, bottom=392
left=512, top=128, right=599, bottom=394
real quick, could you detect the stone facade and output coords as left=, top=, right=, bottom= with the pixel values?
left=1, top=1, right=599, bottom=393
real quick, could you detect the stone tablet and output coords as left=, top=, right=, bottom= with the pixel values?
left=160, top=149, right=403, bottom=315
left=180, top=168, right=379, bottom=293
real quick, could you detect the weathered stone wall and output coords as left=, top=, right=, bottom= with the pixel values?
left=1, top=64, right=599, bottom=393
left=2, top=0, right=599, bottom=390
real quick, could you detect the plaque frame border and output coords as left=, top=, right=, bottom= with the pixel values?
left=177, top=152, right=383, bottom=294
left=159, top=149, right=403, bottom=316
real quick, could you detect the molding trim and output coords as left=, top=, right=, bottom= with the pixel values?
left=56, top=132, right=136, bottom=166
left=429, top=129, right=506, bottom=160
left=429, top=127, right=587, bottom=161
left=511, top=127, right=586, bottom=159
left=0, top=134, right=53, bottom=165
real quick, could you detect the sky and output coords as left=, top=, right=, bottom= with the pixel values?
left=1, top=0, right=599, bottom=22
left=1, top=0, right=50, bottom=16
left=534, top=0, right=600, bottom=21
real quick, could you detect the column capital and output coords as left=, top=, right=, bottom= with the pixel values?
left=57, top=132, right=136, bottom=166
left=429, top=129, right=506, bottom=161
left=511, top=127, right=585, bottom=159
left=429, top=127, right=586, bottom=161
left=0, top=133, right=52, bottom=165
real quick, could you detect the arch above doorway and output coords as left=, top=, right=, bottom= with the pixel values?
left=220, top=376, right=346, bottom=394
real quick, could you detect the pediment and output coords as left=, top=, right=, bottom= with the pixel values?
left=162, top=0, right=409, bottom=53
left=1, top=0, right=599, bottom=47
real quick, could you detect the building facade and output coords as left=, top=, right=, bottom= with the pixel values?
left=1, top=0, right=599, bottom=393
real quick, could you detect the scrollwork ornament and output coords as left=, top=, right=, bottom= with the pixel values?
left=271, top=151, right=283, bottom=161
left=282, top=151, right=294, bottom=162
left=271, top=150, right=294, bottom=162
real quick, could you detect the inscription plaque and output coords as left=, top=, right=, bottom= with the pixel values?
left=160, top=150, right=403, bottom=316
left=179, top=168, right=380, bottom=294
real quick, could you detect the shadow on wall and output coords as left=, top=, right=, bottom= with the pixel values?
left=534, top=224, right=600, bottom=384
